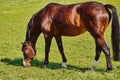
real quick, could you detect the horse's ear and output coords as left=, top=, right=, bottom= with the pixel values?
left=21, top=42, right=24, bottom=45
left=21, top=42, right=31, bottom=46
left=21, top=42, right=27, bottom=46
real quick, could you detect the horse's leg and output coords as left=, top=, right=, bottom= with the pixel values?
left=101, top=40, right=112, bottom=72
left=55, top=36, right=67, bottom=68
left=93, top=37, right=112, bottom=72
left=42, top=34, right=53, bottom=68
left=89, top=42, right=102, bottom=70
left=85, top=15, right=112, bottom=72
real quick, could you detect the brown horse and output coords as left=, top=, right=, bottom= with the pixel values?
left=22, top=1, right=119, bottom=72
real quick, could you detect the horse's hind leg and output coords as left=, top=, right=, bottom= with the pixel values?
left=42, top=34, right=53, bottom=68
left=85, top=13, right=112, bottom=72
left=55, top=35, right=67, bottom=68
left=97, top=38, right=112, bottom=72
left=89, top=42, right=102, bottom=70
left=91, top=36, right=112, bottom=72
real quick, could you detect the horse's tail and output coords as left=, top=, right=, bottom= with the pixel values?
left=105, top=4, right=120, bottom=61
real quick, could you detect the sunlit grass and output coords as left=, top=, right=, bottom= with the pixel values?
left=0, top=0, right=120, bottom=80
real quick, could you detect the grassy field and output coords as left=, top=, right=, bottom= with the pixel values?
left=0, top=0, right=120, bottom=80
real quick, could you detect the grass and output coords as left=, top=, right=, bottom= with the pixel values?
left=0, top=0, right=120, bottom=80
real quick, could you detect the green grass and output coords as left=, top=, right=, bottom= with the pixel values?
left=0, top=0, right=120, bottom=80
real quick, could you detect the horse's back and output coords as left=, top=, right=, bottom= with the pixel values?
left=38, top=3, right=83, bottom=36
left=37, top=2, right=109, bottom=36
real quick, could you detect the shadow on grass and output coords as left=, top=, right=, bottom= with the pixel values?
left=0, top=58, right=104, bottom=72
left=1, top=58, right=23, bottom=66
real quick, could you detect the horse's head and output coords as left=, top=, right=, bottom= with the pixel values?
left=22, top=42, right=36, bottom=67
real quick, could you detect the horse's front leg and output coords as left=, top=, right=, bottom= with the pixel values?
left=42, top=34, right=53, bottom=68
left=55, top=35, right=67, bottom=68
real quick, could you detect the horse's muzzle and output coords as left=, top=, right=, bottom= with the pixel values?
left=23, top=61, right=31, bottom=67
left=23, top=58, right=31, bottom=67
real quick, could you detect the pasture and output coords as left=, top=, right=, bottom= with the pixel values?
left=0, top=0, right=120, bottom=80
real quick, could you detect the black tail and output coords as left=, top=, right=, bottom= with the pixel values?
left=105, top=4, right=120, bottom=61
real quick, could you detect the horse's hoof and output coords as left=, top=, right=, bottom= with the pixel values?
left=104, top=71, right=111, bottom=75
left=106, top=70, right=110, bottom=73
left=106, top=69, right=112, bottom=73
left=89, top=67, right=93, bottom=71
left=61, top=62, right=67, bottom=68
left=105, top=68, right=112, bottom=74
left=41, top=64, right=47, bottom=69
left=89, top=66, right=95, bottom=71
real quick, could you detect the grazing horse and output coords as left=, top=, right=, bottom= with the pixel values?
left=22, top=1, right=119, bottom=72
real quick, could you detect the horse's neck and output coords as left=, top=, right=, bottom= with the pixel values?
left=26, top=14, right=41, bottom=49
left=26, top=28, right=41, bottom=49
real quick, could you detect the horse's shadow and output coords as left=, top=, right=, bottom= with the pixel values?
left=1, top=58, right=23, bottom=66
left=0, top=58, right=104, bottom=72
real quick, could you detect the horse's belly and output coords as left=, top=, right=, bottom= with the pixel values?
left=58, top=26, right=86, bottom=36
left=53, top=13, right=87, bottom=36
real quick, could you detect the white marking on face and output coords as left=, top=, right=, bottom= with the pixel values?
left=61, top=62, right=67, bottom=68
left=23, top=57, right=31, bottom=67
left=23, top=57, right=26, bottom=66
